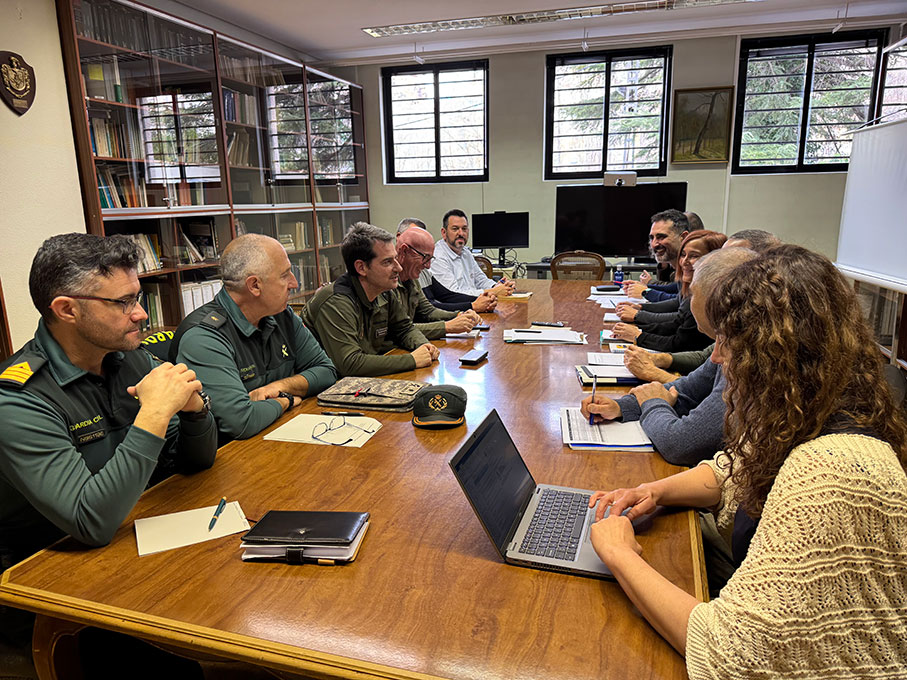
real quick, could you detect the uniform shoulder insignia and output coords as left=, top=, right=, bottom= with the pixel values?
left=0, top=354, right=47, bottom=388
left=200, top=311, right=227, bottom=330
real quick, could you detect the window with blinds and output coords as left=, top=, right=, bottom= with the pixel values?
left=140, top=91, right=220, bottom=185
left=733, top=30, right=887, bottom=173
left=381, top=60, right=488, bottom=183
left=544, top=47, right=671, bottom=179
left=881, top=46, right=907, bottom=124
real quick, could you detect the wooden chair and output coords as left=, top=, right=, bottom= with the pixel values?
left=549, top=250, right=606, bottom=280
left=474, top=256, right=494, bottom=279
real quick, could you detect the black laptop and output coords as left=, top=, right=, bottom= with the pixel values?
left=449, top=410, right=612, bottom=579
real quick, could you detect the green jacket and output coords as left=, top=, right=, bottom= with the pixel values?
left=397, top=278, right=457, bottom=340
left=301, top=273, right=429, bottom=377
left=0, top=321, right=217, bottom=563
left=669, top=343, right=715, bottom=375
left=172, top=289, right=337, bottom=445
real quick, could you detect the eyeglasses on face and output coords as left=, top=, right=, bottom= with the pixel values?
left=64, top=291, right=145, bottom=315
left=405, top=243, right=434, bottom=265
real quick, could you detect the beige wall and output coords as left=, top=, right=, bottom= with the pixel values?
left=0, top=0, right=85, bottom=350
left=350, top=35, right=850, bottom=262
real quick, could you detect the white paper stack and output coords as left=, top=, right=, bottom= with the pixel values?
left=587, top=352, right=626, bottom=365
left=559, top=408, right=654, bottom=451
left=504, top=327, right=587, bottom=344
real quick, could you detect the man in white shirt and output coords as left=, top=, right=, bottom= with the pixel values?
left=430, top=209, right=515, bottom=297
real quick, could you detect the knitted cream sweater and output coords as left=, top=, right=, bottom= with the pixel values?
left=686, top=434, right=907, bottom=679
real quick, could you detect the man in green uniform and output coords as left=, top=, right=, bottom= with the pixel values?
left=171, top=234, right=337, bottom=445
left=302, top=222, right=439, bottom=377
left=0, top=233, right=217, bottom=646
left=395, top=225, right=481, bottom=339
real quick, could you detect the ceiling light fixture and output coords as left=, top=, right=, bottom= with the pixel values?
left=362, top=0, right=763, bottom=38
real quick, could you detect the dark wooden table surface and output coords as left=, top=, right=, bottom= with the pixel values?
left=0, top=279, right=704, bottom=680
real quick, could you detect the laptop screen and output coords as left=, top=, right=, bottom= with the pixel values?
left=449, top=410, right=537, bottom=555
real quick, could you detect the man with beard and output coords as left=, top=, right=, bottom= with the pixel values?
left=0, top=233, right=217, bottom=590
left=622, top=209, right=690, bottom=301
left=302, top=223, right=439, bottom=377
left=430, top=209, right=515, bottom=297
left=171, top=234, right=337, bottom=445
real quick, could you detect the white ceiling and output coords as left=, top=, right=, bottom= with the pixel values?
left=173, top=0, right=907, bottom=65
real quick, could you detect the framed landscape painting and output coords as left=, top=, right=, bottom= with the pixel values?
left=671, top=87, right=733, bottom=164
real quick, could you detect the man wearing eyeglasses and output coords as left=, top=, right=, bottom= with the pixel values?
left=0, top=233, right=217, bottom=580
left=395, top=226, right=481, bottom=339
left=396, top=218, right=497, bottom=314
left=171, top=234, right=337, bottom=445
left=302, top=222, right=439, bottom=377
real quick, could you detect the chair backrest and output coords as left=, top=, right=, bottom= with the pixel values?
left=474, top=256, right=494, bottom=278
left=549, top=250, right=606, bottom=280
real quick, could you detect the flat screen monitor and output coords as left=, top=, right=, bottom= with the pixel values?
left=471, top=211, right=529, bottom=265
left=554, top=183, right=687, bottom=259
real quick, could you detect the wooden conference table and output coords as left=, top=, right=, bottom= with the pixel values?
left=0, top=279, right=705, bottom=680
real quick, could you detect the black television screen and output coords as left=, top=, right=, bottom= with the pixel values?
left=471, top=212, right=530, bottom=249
left=554, top=183, right=687, bottom=258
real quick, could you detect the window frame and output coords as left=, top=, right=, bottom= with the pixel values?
left=732, top=29, right=888, bottom=175
left=381, top=59, right=489, bottom=184
left=544, top=45, right=673, bottom=181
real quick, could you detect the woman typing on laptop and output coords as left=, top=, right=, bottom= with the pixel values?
left=581, top=245, right=907, bottom=677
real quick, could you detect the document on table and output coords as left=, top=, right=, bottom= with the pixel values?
left=578, top=364, right=636, bottom=379
left=445, top=329, right=480, bottom=339
left=135, top=501, right=250, bottom=556
left=560, top=408, right=654, bottom=451
left=500, top=291, right=532, bottom=299
left=587, top=352, right=629, bottom=366
left=600, top=329, right=616, bottom=341
left=504, top=327, right=587, bottom=344
left=589, top=286, right=625, bottom=297
left=603, top=312, right=621, bottom=322
left=264, top=414, right=382, bottom=448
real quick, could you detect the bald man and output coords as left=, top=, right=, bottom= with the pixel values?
left=171, top=234, right=337, bottom=445
left=396, top=227, right=480, bottom=339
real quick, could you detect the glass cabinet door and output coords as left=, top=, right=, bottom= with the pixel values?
left=75, top=0, right=224, bottom=211
left=218, top=38, right=270, bottom=206
left=306, top=69, right=367, bottom=205
left=264, top=58, right=311, bottom=205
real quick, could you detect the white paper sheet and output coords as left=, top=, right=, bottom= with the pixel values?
left=587, top=352, right=626, bottom=365
left=264, top=414, right=382, bottom=448
left=559, top=408, right=653, bottom=450
left=135, top=501, right=250, bottom=556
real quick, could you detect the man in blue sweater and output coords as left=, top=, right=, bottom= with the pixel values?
left=581, top=246, right=758, bottom=466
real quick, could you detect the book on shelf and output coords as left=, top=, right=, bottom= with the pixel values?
left=223, top=88, right=258, bottom=126
left=178, top=223, right=218, bottom=263
left=226, top=128, right=252, bottom=166
left=89, top=114, right=144, bottom=160
left=319, top=218, right=334, bottom=247
left=82, top=57, right=124, bottom=103
left=180, top=279, right=223, bottom=315
left=96, top=167, right=148, bottom=208
left=278, top=232, right=296, bottom=250
left=123, top=233, right=162, bottom=273
left=139, top=282, right=166, bottom=331
left=76, top=1, right=150, bottom=53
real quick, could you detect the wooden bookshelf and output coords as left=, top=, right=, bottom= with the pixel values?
left=57, top=0, right=369, bottom=319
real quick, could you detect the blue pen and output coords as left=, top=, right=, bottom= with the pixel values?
left=208, top=496, right=227, bottom=531
left=589, top=375, right=598, bottom=426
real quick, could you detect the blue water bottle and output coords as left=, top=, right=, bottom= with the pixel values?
left=613, top=265, right=624, bottom=283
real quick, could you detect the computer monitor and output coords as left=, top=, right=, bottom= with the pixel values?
left=554, top=183, right=687, bottom=259
left=471, top=211, right=530, bottom=266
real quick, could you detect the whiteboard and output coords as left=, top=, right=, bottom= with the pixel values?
left=835, top=118, right=907, bottom=293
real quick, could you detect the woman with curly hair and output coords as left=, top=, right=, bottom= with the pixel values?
left=583, top=244, right=907, bottom=678
left=612, top=230, right=725, bottom=352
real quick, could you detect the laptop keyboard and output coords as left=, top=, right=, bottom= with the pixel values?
left=519, top=488, right=590, bottom=561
